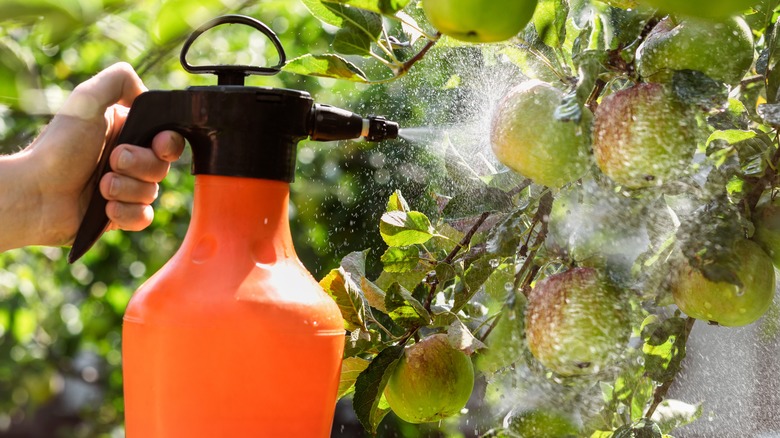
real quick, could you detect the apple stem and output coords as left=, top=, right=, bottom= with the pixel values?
left=644, top=317, right=696, bottom=419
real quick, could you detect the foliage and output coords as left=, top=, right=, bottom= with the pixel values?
left=3, top=0, right=780, bottom=437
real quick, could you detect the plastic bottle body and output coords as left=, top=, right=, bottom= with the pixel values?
left=122, top=175, right=344, bottom=437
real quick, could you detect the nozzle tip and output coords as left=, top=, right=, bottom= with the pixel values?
left=365, top=116, right=399, bottom=142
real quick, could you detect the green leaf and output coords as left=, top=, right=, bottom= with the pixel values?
left=320, top=267, right=368, bottom=331
left=303, top=0, right=383, bottom=36
left=613, top=418, right=662, bottom=438
left=385, top=283, right=431, bottom=329
left=706, top=129, right=757, bottom=146
left=344, top=328, right=383, bottom=358
left=361, top=277, right=387, bottom=313
left=453, top=258, right=496, bottom=311
left=387, top=190, right=410, bottom=213
left=282, top=54, right=369, bottom=82
left=381, top=246, right=421, bottom=273
left=353, top=345, right=405, bottom=433
left=326, top=0, right=412, bottom=15
left=338, top=357, right=371, bottom=398
left=380, top=211, right=434, bottom=247
left=533, top=0, right=569, bottom=49
left=641, top=316, right=688, bottom=382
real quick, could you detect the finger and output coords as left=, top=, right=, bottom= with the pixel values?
left=100, top=173, right=159, bottom=205
left=106, top=201, right=154, bottom=232
left=110, top=144, right=171, bottom=183
left=151, top=130, right=185, bottom=162
left=60, top=62, right=146, bottom=120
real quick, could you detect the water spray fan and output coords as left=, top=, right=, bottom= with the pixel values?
left=68, top=15, right=399, bottom=437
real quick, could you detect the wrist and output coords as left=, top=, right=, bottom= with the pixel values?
left=0, top=149, right=43, bottom=252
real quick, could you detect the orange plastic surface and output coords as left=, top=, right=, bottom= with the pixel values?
left=122, top=175, right=344, bottom=437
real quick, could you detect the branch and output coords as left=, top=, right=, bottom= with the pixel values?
left=424, top=212, right=491, bottom=311
left=745, top=130, right=780, bottom=213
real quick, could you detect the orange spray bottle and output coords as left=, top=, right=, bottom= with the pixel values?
left=68, top=15, right=399, bottom=437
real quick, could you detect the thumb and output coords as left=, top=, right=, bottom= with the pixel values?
left=59, top=62, right=147, bottom=120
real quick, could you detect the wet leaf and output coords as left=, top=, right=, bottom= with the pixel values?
left=641, top=316, right=689, bottom=382
left=385, top=283, right=431, bottom=328
left=353, top=344, right=405, bottom=433
left=283, top=54, right=368, bottom=82
left=303, top=0, right=383, bottom=35
left=380, top=211, right=434, bottom=247
left=338, top=357, right=371, bottom=398
left=333, top=26, right=374, bottom=56
left=321, top=267, right=368, bottom=331
left=381, top=246, right=420, bottom=273
left=325, top=0, right=412, bottom=15
left=534, top=0, right=569, bottom=50
left=386, top=190, right=410, bottom=213
left=613, top=418, right=662, bottom=438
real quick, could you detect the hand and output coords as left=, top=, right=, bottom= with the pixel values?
left=0, top=63, right=185, bottom=252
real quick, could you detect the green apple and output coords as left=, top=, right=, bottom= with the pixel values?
left=384, top=334, right=474, bottom=423
left=422, top=0, right=538, bottom=43
left=525, top=268, right=631, bottom=376
left=671, top=239, right=775, bottom=327
left=637, top=17, right=754, bottom=86
left=639, top=0, right=759, bottom=20
left=491, top=80, right=592, bottom=188
left=593, top=83, right=697, bottom=189
left=753, top=198, right=780, bottom=268
left=507, top=408, right=580, bottom=437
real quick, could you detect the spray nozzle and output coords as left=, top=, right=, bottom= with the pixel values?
left=365, top=116, right=400, bottom=142
left=309, top=104, right=399, bottom=142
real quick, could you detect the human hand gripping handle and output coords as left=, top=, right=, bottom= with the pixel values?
left=68, top=89, right=192, bottom=263
left=0, top=63, right=183, bottom=254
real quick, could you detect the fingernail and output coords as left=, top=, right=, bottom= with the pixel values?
left=118, top=149, right=132, bottom=170
left=109, top=177, right=120, bottom=197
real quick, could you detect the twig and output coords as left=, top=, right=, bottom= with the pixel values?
left=513, top=191, right=553, bottom=297
left=645, top=317, right=696, bottom=418
left=424, top=212, right=491, bottom=311
left=395, top=32, right=441, bottom=77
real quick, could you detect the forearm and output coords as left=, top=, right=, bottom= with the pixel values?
left=0, top=150, right=43, bottom=252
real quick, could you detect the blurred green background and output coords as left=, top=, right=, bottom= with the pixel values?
left=0, top=0, right=477, bottom=436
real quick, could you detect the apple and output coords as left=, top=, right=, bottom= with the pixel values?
left=384, top=334, right=474, bottom=423
left=422, top=0, right=538, bottom=43
left=752, top=198, right=780, bottom=268
left=507, top=408, right=580, bottom=437
left=671, top=239, right=775, bottom=327
left=636, top=16, right=754, bottom=86
left=525, top=268, right=631, bottom=376
left=491, top=80, right=592, bottom=188
left=639, top=0, right=760, bottom=20
left=593, top=83, right=697, bottom=189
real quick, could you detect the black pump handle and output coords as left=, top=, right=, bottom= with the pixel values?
left=180, top=14, right=287, bottom=85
